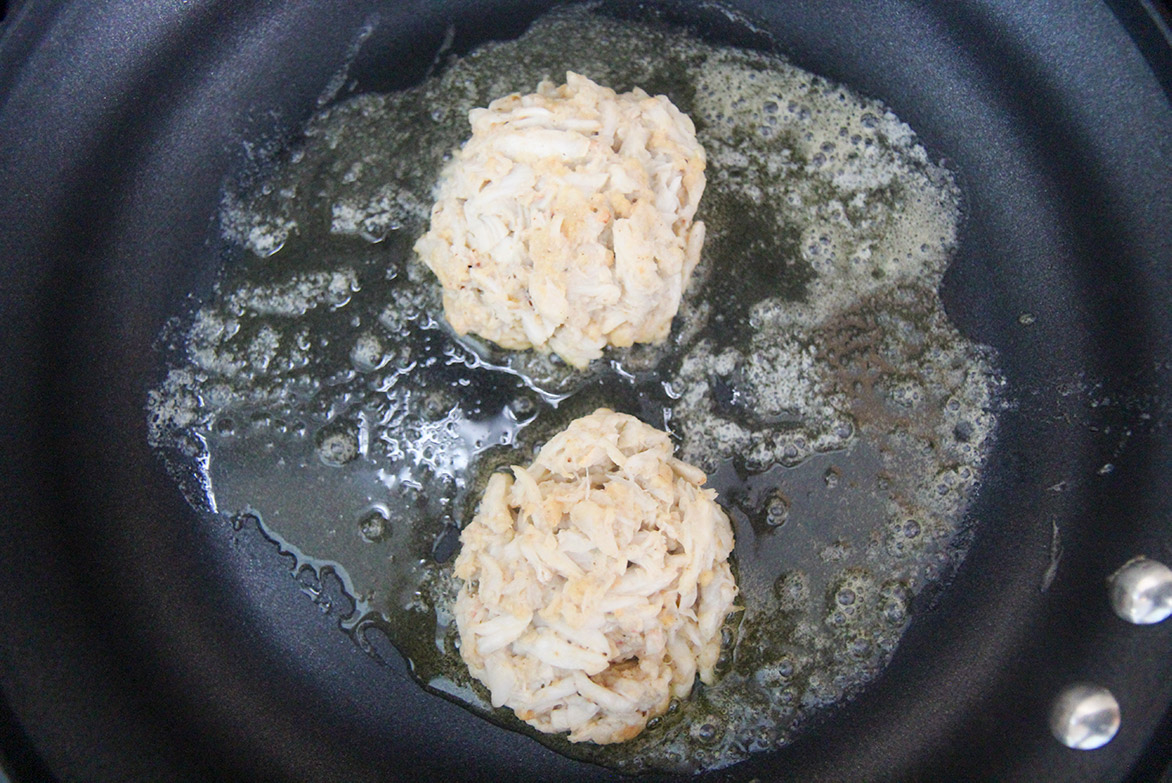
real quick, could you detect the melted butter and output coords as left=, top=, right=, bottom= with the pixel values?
left=147, top=5, right=1000, bottom=774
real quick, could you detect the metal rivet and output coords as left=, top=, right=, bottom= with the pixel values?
left=1050, top=683, right=1121, bottom=750
left=1109, top=557, right=1172, bottom=625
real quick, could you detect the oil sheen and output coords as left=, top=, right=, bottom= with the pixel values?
left=147, top=6, right=1000, bottom=774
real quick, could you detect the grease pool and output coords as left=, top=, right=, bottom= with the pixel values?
left=147, top=6, right=1000, bottom=774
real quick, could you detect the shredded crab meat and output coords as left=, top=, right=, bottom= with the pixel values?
left=414, top=72, right=707, bottom=368
left=453, top=409, right=738, bottom=744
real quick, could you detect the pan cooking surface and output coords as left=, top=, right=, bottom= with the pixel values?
left=1, top=1, right=1170, bottom=781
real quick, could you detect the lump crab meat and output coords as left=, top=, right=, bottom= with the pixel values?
left=453, top=408, right=738, bottom=744
left=414, top=73, right=707, bottom=368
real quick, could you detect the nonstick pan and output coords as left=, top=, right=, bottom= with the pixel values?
left=1, top=1, right=1170, bottom=781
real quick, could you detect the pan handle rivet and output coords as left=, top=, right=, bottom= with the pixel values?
left=1050, top=683, right=1120, bottom=750
left=1108, top=557, right=1172, bottom=625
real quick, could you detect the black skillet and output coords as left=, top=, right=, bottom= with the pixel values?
left=1, top=1, right=1171, bottom=780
